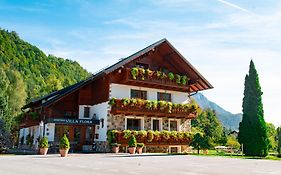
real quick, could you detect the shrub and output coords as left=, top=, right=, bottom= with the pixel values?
left=138, top=68, right=145, bottom=80
left=168, top=72, right=174, bottom=80
left=131, top=68, right=138, bottom=79
left=123, top=130, right=132, bottom=139
left=39, top=136, right=49, bottom=148
left=160, top=72, right=167, bottom=79
left=108, top=98, right=116, bottom=106
left=175, top=74, right=181, bottom=84
left=122, top=98, right=130, bottom=106
left=147, top=130, right=154, bottom=142
left=107, top=130, right=118, bottom=145
left=161, top=130, right=170, bottom=141
left=59, top=134, right=70, bottom=149
left=181, top=75, right=188, bottom=85
left=146, top=69, right=154, bottom=78
left=137, top=143, right=144, bottom=148
left=136, top=130, right=147, bottom=138
left=128, top=135, right=137, bottom=147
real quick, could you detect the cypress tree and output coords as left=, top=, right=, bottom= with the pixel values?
left=238, top=60, right=269, bottom=157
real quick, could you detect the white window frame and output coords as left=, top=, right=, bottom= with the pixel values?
left=125, top=116, right=144, bottom=130
left=168, top=119, right=181, bottom=131
left=151, top=117, right=163, bottom=131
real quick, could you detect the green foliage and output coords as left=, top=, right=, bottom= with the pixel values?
left=0, top=29, right=90, bottom=142
left=226, top=135, right=240, bottom=149
left=107, top=130, right=118, bottom=145
left=147, top=130, right=154, bottom=142
left=0, top=118, right=11, bottom=151
left=108, top=98, right=116, bottom=106
left=238, top=60, right=269, bottom=157
left=128, top=135, right=137, bottom=147
left=137, top=143, right=144, bottom=148
left=108, top=98, right=199, bottom=114
left=266, top=123, right=277, bottom=150
left=131, top=68, right=138, bottom=79
left=123, top=130, right=132, bottom=139
left=168, top=72, right=174, bottom=80
left=191, top=132, right=208, bottom=154
left=175, top=74, right=181, bottom=84
left=277, top=127, right=281, bottom=156
left=0, top=30, right=90, bottom=100
left=59, top=134, right=70, bottom=149
left=181, top=75, right=188, bottom=85
left=192, top=109, right=223, bottom=148
left=39, top=136, right=49, bottom=148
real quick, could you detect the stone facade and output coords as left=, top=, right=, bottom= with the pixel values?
left=102, top=112, right=192, bottom=153
left=107, top=113, right=191, bottom=132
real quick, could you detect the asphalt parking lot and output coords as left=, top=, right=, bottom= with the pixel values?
left=0, top=153, right=280, bottom=175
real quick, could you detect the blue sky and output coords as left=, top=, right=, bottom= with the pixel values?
left=0, top=0, right=280, bottom=126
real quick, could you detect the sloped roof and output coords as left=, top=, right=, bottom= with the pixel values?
left=23, top=38, right=213, bottom=109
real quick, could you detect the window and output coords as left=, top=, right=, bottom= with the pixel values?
left=127, top=118, right=141, bottom=130
left=84, top=107, right=90, bottom=118
left=169, top=120, right=178, bottom=131
left=153, top=119, right=163, bottom=131
left=131, top=89, right=147, bottom=100
left=157, top=92, right=172, bottom=102
left=136, top=62, right=149, bottom=69
left=153, top=120, right=160, bottom=131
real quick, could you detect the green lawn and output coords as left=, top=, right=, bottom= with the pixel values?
left=187, top=149, right=281, bottom=161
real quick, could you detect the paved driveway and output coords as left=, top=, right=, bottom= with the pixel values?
left=0, top=154, right=280, bottom=175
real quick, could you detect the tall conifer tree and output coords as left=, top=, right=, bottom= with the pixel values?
left=238, top=60, right=269, bottom=156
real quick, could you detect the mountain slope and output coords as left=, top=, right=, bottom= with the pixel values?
left=0, top=29, right=91, bottom=100
left=193, top=93, right=242, bottom=130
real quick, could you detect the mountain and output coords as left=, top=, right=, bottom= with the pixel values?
left=193, top=93, right=242, bottom=130
left=0, top=29, right=90, bottom=101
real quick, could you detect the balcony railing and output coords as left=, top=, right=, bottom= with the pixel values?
left=121, top=68, right=189, bottom=91
left=109, top=130, right=193, bottom=146
left=109, top=98, right=198, bottom=118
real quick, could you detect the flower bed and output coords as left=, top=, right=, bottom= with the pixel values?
left=107, top=130, right=193, bottom=146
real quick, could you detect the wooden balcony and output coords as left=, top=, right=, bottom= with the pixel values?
left=110, top=99, right=197, bottom=119
left=113, top=131, right=192, bottom=146
left=121, top=68, right=189, bottom=92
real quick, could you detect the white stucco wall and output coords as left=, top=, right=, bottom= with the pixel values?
left=45, top=123, right=55, bottom=142
left=90, top=102, right=109, bottom=142
left=110, top=83, right=190, bottom=104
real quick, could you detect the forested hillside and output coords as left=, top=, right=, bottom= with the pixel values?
left=0, top=29, right=90, bottom=136
left=0, top=29, right=90, bottom=100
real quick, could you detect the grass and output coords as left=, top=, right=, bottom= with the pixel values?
left=186, top=149, right=281, bottom=161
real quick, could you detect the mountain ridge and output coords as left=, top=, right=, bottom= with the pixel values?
left=193, top=93, right=242, bottom=130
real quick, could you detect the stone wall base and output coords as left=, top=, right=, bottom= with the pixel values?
left=94, top=141, right=110, bottom=152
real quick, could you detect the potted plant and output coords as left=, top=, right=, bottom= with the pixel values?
left=128, top=135, right=137, bottom=154
left=38, top=136, right=49, bottom=155
left=59, top=134, right=70, bottom=157
left=136, top=143, right=144, bottom=154
left=111, top=143, right=121, bottom=153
